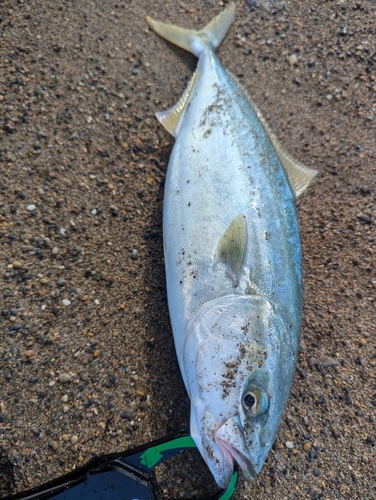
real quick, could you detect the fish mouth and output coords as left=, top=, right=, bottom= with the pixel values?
left=214, top=417, right=257, bottom=482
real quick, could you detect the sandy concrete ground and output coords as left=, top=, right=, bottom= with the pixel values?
left=0, top=0, right=375, bottom=498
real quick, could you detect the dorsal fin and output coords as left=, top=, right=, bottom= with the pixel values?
left=227, top=70, right=317, bottom=198
left=248, top=95, right=317, bottom=197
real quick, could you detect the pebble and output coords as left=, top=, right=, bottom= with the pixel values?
left=91, top=209, right=97, bottom=215
left=52, top=247, right=59, bottom=255
left=71, top=435, right=78, bottom=445
left=3, top=123, right=15, bottom=133
left=51, top=441, right=58, bottom=451
left=120, top=411, right=134, bottom=420
left=26, top=204, right=36, bottom=211
left=322, top=359, right=340, bottom=368
left=62, top=299, right=71, bottom=306
left=308, top=486, right=321, bottom=497
left=303, top=442, right=311, bottom=452
left=358, top=214, right=371, bottom=223
left=285, top=441, right=294, bottom=449
left=34, top=85, right=44, bottom=96
left=25, top=350, right=36, bottom=359
left=61, top=434, right=69, bottom=441
left=12, top=260, right=23, bottom=269
left=59, top=373, right=72, bottom=383
left=360, top=186, right=371, bottom=195
left=288, top=54, right=298, bottom=66
left=62, top=394, right=68, bottom=403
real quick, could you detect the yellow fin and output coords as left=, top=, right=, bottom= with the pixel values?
left=146, top=16, right=195, bottom=54
left=155, top=71, right=198, bottom=137
left=227, top=70, right=317, bottom=198
left=146, top=3, right=235, bottom=56
left=247, top=95, right=317, bottom=198
left=197, top=3, right=235, bottom=49
left=251, top=101, right=317, bottom=197
left=214, top=214, right=247, bottom=287
left=148, top=4, right=235, bottom=135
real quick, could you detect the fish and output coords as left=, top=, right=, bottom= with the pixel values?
left=147, top=3, right=316, bottom=489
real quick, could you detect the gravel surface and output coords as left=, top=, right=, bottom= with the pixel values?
left=0, top=0, right=375, bottom=498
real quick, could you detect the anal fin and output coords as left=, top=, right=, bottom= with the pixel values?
left=156, top=71, right=198, bottom=137
left=214, top=214, right=247, bottom=287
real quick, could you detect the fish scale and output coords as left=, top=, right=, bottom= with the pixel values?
left=147, top=2, right=316, bottom=489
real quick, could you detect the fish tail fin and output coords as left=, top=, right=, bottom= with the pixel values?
left=198, top=3, right=235, bottom=50
left=147, top=4, right=235, bottom=136
left=146, top=3, right=235, bottom=57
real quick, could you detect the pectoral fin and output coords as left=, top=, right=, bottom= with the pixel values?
left=214, top=214, right=247, bottom=287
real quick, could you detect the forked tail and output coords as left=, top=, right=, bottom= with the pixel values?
left=146, top=3, right=235, bottom=57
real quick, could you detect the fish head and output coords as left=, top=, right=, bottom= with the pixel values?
left=185, top=293, right=299, bottom=488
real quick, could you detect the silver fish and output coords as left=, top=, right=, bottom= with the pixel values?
left=147, top=3, right=316, bottom=489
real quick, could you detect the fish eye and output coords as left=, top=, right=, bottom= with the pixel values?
left=243, top=393, right=256, bottom=409
left=242, top=384, right=269, bottom=417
